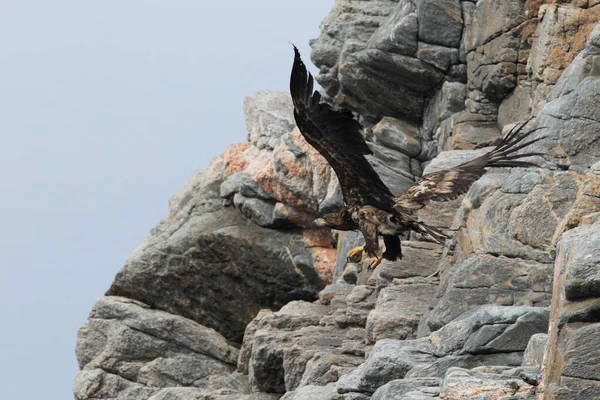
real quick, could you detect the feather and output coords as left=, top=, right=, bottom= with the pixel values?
left=394, top=119, right=545, bottom=211
left=290, top=46, right=394, bottom=209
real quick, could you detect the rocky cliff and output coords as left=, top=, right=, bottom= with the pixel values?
left=74, top=1, right=600, bottom=399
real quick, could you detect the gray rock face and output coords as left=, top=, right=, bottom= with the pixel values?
left=523, top=333, right=548, bottom=368
left=371, top=378, right=441, bottom=400
left=560, top=223, right=600, bottom=301
left=441, top=367, right=536, bottom=399
left=429, top=305, right=549, bottom=358
left=107, top=207, right=323, bottom=343
left=542, top=223, right=600, bottom=399
left=417, top=0, right=463, bottom=48
left=336, top=339, right=438, bottom=394
left=148, top=388, right=280, bottom=400
left=367, top=1, right=418, bottom=56
left=532, top=77, right=600, bottom=170
left=102, top=90, right=348, bottom=345
left=366, top=277, right=438, bottom=344
left=75, top=1, right=600, bottom=399
left=426, top=254, right=553, bottom=331
left=423, top=81, right=467, bottom=139
left=372, top=117, right=422, bottom=158
left=238, top=299, right=364, bottom=394
left=244, top=91, right=295, bottom=151
left=310, top=0, right=462, bottom=122
left=280, top=383, right=337, bottom=400
left=376, top=241, right=444, bottom=285
left=74, top=297, right=251, bottom=400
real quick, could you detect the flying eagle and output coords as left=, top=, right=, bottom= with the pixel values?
left=289, top=46, right=543, bottom=270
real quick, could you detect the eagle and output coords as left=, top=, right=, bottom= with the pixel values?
left=289, top=46, right=544, bottom=270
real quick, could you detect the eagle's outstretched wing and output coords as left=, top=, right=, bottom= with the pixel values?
left=394, top=119, right=545, bottom=211
left=290, top=46, right=394, bottom=209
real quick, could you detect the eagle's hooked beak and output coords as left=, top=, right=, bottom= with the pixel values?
left=312, top=218, right=327, bottom=228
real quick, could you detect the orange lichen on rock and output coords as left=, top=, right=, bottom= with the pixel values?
left=249, top=128, right=333, bottom=213
left=208, top=142, right=251, bottom=180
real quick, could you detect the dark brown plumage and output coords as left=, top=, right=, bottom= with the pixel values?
left=290, top=46, right=544, bottom=270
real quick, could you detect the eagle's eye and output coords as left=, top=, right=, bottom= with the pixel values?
left=387, top=214, right=400, bottom=226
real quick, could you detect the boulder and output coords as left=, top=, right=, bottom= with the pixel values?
left=441, top=367, right=536, bottom=399
left=74, top=297, right=249, bottom=400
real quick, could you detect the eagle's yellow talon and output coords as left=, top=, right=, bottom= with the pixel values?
left=346, top=245, right=365, bottom=263
left=368, top=255, right=383, bottom=271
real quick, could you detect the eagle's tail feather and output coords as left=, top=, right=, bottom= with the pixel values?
left=413, top=222, right=450, bottom=244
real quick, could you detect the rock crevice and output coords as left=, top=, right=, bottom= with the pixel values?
left=74, top=2, right=600, bottom=399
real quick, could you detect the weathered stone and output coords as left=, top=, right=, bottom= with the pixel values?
left=447, top=63, right=468, bottom=83
left=423, top=81, right=467, bottom=138
left=427, top=255, right=553, bottom=331
left=463, top=0, right=527, bottom=52
left=246, top=301, right=356, bottom=393
left=498, top=83, right=534, bottom=128
left=522, top=333, right=548, bottom=368
left=239, top=299, right=365, bottom=394
left=376, top=241, right=444, bottom=285
left=74, top=369, right=158, bottom=400
left=148, top=387, right=280, bottom=400
left=467, top=31, right=524, bottom=102
left=73, top=297, right=257, bottom=400
left=528, top=4, right=600, bottom=110
left=76, top=296, right=238, bottom=367
left=417, top=42, right=460, bottom=71
left=531, top=77, right=600, bottom=169
left=280, top=383, right=337, bottom=400
left=337, top=339, right=437, bottom=394
left=319, top=181, right=344, bottom=218
left=441, top=367, right=536, bottom=399
left=345, top=285, right=377, bottom=327
left=368, top=143, right=419, bottom=195
left=107, top=207, right=323, bottom=343
left=372, top=117, right=422, bottom=158
left=318, top=283, right=355, bottom=307
left=451, top=171, right=584, bottom=265
left=297, top=352, right=362, bottom=389
left=448, top=111, right=503, bottom=150
left=310, top=0, right=439, bottom=121
left=417, top=0, right=463, bottom=48
left=340, top=49, right=445, bottom=121
left=334, top=393, right=371, bottom=400
left=405, top=352, right=525, bottom=379
left=367, top=1, right=419, bottom=56
left=429, top=305, right=549, bottom=357
left=550, top=376, right=600, bottom=400
left=366, top=277, right=438, bottom=343
left=244, top=91, right=295, bottom=150
left=548, top=22, right=600, bottom=103
left=559, top=223, right=600, bottom=301
left=542, top=223, right=600, bottom=399
left=237, top=310, right=273, bottom=375
left=220, top=172, right=270, bottom=200
left=371, top=377, right=441, bottom=400
left=238, top=197, right=292, bottom=228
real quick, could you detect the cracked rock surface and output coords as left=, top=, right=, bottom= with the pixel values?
left=75, top=1, right=600, bottom=399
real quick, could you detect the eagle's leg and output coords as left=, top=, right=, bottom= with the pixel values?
left=367, top=254, right=383, bottom=271
left=347, top=245, right=365, bottom=263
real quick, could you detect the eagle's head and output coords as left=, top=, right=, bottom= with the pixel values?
left=312, top=209, right=356, bottom=231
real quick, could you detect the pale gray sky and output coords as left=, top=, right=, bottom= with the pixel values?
left=0, top=2, right=332, bottom=398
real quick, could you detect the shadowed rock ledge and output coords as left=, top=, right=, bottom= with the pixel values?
left=75, top=1, right=600, bottom=399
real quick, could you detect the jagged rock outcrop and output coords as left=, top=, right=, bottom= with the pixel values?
left=75, top=1, right=600, bottom=399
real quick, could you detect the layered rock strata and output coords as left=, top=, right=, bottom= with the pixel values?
left=75, top=1, right=600, bottom=399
